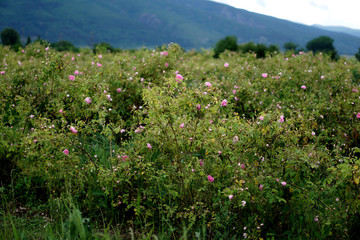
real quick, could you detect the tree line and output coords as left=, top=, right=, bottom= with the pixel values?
left=214, top=35, right=360, bottom=61
left=1, top=27, right=360, bottom=61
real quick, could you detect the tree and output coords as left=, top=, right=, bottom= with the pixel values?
left=1, top=28, right=21, bottom=46
left=268, top=44, right=279, bottom=54
left=283, top=42, right=298, bottom=52
left=25, top=36, right=32, bottom=46
left=355, top=48, right=360, bottom=62
left=306, top=36, right=338, bottom=59
left=239, top=42, right=278, bottom=58
left=51, top=40, right=79, bottom=52
left=239, top=41, right=257, bottom=54
left=93, top=42, right=116, bottom=54
left=213, top=35, right=238, bottom=58
left=255, top=43, right=267, bottom=58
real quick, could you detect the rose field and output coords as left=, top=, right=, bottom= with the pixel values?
left=1, top=42, right=360, bottom=239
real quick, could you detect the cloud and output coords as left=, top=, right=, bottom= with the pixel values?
left=310, top=0, right=328, bottom=10
left=256, top=0, right=266, bottom=7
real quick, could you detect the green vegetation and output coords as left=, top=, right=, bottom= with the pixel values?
left=25, top=36, right=31, bottom=46
left=283, top=42, right=299, bottom=52
left=0, top=28, right=21, bottom=51
left=93, top=42, right=117, bottom=54
left=51, top=40, right=79, bottom=52
left=1, top=42, right=360, bottom=239
left=306, top=36, right=338, bottom=60
left=213, top=36, right=280, bottom=59
left=356, top=48, right=360, bottom=62
left=213, top=35, right=238, bottom=58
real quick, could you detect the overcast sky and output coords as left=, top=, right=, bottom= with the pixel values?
left=211, top=0, right=360, bottom=29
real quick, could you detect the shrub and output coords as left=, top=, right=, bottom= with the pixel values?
left=93, top=42, right=116, bottom=54
left=283, top=42, right=298, bottom=52
left=1, top=43, right=360, bottom=239
left=213, top=35, right=238, bottom=58
left=240, top=41, right=257, bottom=53
left=355, top=48, right=360, bottom=62
left=306, top=36, right=338, bottom=60
left=1, top=28, right=20, bottom=46
left=0, top=28, right=21, bottom=51
left=51, top=40, right=79, bottom=52
left=239, top=42, right=278, bottom=58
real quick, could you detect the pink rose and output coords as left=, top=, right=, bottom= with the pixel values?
left=84, top=97, right=92, bottom=104
left=70, top=127, right=78, bottom=134
left=278, top=115, right=284, bottom=123
left=175, top=74, right=183, bottom=82
left=207, top=175, right=214, bottom=182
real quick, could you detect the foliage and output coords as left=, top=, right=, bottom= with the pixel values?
left=355, top=48, right=360, bottom=62
left=0, top=28, right=20, bottom=46
left=240, top=41, right=257, bottom=53
left=239, top=42, right=279, bottom=58
left=213, top=35, right=238, bottom=58
left=93, top=42, right=117, bottom=54
left=306, top=36, right=339, bottom=60
left=1, top=43, right=360, bottom=239
left=51, top=40, right=79, bottom=52
left=0, top=28, right=21, bottom=51
left=306, top=36, right=335, bottom=53
left=25, top=36, right=31, bottom=46
left=283, top=42, right=298, bottom=52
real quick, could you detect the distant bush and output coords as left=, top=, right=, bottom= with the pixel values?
left=25, top=36, right=31, bottom=46
left=0, top=28, right=21, bottom=51
left=51, top=40, right=79, bottom=52
left=213, top=35, right=238, bottom=58
left=93, top=42, right=116, bottom=54
left=355, top=48, right=360, bottom=62
left=283, top=42, right=298, bottom=52
left=267, top=44, right=279, bottom=53
left=239, top=42, right=279, bottom=58
left=306, top=36, right=338, bottom=60
left=240, top=41, right=257, bottom=53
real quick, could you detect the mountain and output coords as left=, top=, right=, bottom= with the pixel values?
left=1, top=0, right=360, bottom=55
left=312, top=24, right=360, bottom=39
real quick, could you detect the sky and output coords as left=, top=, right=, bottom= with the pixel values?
left=211, top=0, right=360, bottom=30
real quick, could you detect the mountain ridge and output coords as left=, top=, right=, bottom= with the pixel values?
left=1, top=0, right=360, bottom=55
left=312, top=24, right=360, bottom=39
